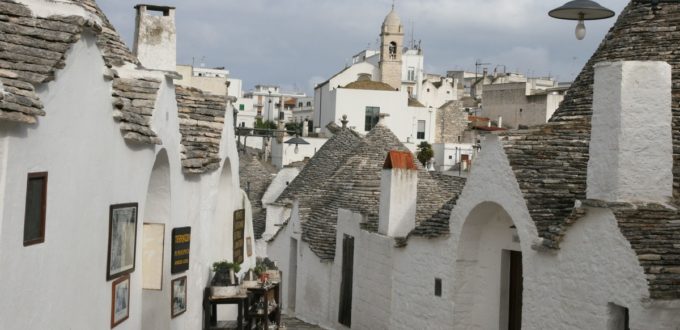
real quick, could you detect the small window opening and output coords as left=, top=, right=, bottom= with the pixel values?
left=434, top=278, right=442, bottom=297
left=389, top=42, right=397, bottom=60
left=24, top=172, right=48, bottom=246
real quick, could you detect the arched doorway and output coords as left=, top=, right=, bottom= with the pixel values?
left=453, top=202, right=522, bottom=330
left=141, top=149, right=171, bottom=330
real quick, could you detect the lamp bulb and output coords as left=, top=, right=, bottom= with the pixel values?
left=294, top=144, right=299, bottom=154
left=575, top=19, right=586, bottom=40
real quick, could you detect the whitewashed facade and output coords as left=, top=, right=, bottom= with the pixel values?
left=0, top=2, right=256, bottom=329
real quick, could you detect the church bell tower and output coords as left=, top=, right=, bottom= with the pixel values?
left=379, top=6, right=404, bottom=90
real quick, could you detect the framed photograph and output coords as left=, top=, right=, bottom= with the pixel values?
left=111, top=275, right=130, bottom=328
left=107, top=203, right=139, bottom=280
left=171, top=276, right=188, bottom=318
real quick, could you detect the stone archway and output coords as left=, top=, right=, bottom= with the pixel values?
left=453, top=202, right=522, bottom=330
left=141, top=149, right=171, bottom=330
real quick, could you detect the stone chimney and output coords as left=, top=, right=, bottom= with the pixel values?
left=587, top=61, right=672, bottom=203
left=302, top=119, right=309, bottom=137
left=133, top=4, right=176, bottom=71
left=378, top=150, right=418, bottom=237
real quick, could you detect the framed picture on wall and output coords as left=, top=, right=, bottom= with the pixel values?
left=171, top=276, right=188, bottom=318
left=107, top=203, right=139, bottom=280
left=111, top=275, right=130, bottom=328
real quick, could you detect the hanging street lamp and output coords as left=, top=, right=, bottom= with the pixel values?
left=284, top=136, right=310, bottom=154
left=549, top=0, right=615, bottom=40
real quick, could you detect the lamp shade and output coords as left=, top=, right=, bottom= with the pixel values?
left=549, top=0, right=615, bottom=20
left=284, top=137, right=310, bottom=145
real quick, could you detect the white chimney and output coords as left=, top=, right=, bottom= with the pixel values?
left=378, top=150, right=418, bottom=237
left=587, top=61, right=672, bottom=203
left=133, top=4, right=176, bottom=71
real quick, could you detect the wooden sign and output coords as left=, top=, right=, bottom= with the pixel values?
left=171, top=227, right=191, bottom=274
left=233, top=210, right=245, bottom=264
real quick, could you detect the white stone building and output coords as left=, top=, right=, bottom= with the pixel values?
left=265, top=3, right=680, bottom=329
left=243, top=85, right=306, bottom=125
left=312, top=8, right=458, bottom=142
left=481, top=77, right=568, bottom=129
left=0, top=1, right=256, bottom=329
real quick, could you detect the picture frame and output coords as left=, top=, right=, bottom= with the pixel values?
left=111, top=275, right=130, bottom=328
left=171, top=276, right=188, bottom=318
left=107, top=203, right=139, bottom=280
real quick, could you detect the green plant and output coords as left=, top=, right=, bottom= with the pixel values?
left=212, top=260, right=241, bottom=286
left=285, top=122, right=302, bottom=135
left=253, top=264, right=267, bottom=276
left=416, top=141, right=434, bottom=167
left=253, top=257, right=277, bottom=275
left=255, top=118, right=277, bottom=130
left=212, top=260, right=241, bottom=274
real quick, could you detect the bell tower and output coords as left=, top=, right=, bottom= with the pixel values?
left=379, top=6, right=404, bottom=90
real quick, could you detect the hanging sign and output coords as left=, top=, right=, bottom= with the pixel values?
left=171, top=227, right=191, bottom=274
left=233, top=210, right=245, bottom=264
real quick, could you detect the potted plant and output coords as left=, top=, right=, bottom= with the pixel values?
left=253, top=262, right=268, bottom=283
left=211, top=260, right=241, bottom=297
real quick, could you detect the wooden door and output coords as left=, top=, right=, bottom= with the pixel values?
left=338, top=235, right=354, bottom=327
left=508, top=251, right=523, bottom=330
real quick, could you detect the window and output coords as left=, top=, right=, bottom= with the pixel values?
left=407, top=67, right=415, bottom=81
left=306, top=101, right=312, bottom=107
left=389, top=42, right=397, bottom=60
left=239, top=104, right=245, bottom=111
left=417, top=120, right=426, bottom=139
left=298, top=102, right=303, bottom=107
left=434, top=278, right=442, bottom=297
left=365, top=106, right=380, bottom=131
left=24, top=172, right=48, bottom=246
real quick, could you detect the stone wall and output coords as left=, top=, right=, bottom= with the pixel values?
left=176, top=85, right=226, bottom=174
left=434, top=100, right=468, bottom=144
left=111, top=77, right=162, bottom=144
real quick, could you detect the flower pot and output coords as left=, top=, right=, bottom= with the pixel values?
left=211, top=285, right=240, bottom=297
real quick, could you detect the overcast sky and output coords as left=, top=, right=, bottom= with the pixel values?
left=98, top=0, right=627, bottom=95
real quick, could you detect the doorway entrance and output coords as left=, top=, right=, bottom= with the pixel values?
left=288, top=238, right=298, bottom=314
left=338, top=234, right=354, bottom=327
left=507, top=250, right=523, bottom=330
left=453, top=202, right=522, bottom=330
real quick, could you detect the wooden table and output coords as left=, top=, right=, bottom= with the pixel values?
left=203, top=287, right=250, bottom=330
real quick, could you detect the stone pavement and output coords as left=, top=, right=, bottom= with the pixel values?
left=280, top=315, right=324, bottom=329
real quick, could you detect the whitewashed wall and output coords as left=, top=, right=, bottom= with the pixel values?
left=0, top=31, right=251, bottom=329
left=271, top=137, right=327, bottom=169
left=314, top=62, right=380, bottom=133
left=267, top=201, right=334, bottom=327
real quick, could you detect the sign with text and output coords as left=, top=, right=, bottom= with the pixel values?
left=171, top=227, right=191, bottom=274
left=233, top=210, right=245, bottom=264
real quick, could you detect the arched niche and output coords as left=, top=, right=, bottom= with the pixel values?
left=453, top=202, right=523, bottom=330
left=141, top=149, right=171, bottom=330
left=212, top=159, right=234, bottom=263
